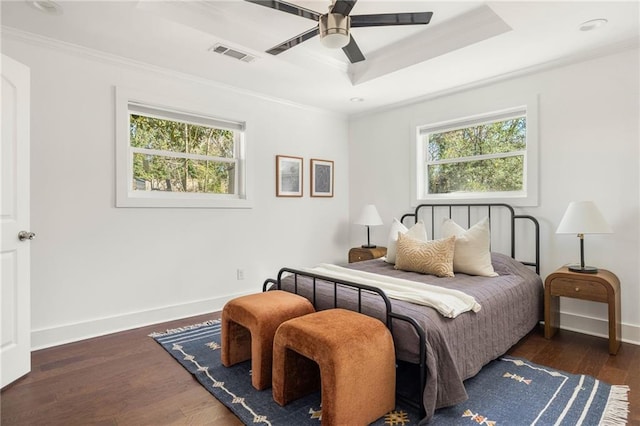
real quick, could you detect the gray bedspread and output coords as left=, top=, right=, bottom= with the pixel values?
left=276, top=252, right=543, bottom=422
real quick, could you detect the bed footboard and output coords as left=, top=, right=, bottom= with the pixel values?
left=263, top=268, right=427, bottom=417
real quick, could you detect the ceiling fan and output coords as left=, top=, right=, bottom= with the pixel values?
left=244, top=0, right=433, bottom=63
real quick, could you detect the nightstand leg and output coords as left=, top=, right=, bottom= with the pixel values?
left=544, top=294, right=559, bottom=339
left=608, top=292, right=621, bottom=355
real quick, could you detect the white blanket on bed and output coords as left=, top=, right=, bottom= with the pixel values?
left=302, top=263, right=481, bottom=318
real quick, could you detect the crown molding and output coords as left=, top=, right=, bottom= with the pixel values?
left=1, top=26, right=347, bottom=119
left=350, top=37, right=640, bottom=120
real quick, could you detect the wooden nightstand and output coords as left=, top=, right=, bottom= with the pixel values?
left=348, top=246, right=387, bottom=263
left=544, top=266, right=621, bottom=354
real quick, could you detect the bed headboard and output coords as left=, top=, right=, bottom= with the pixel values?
left=400, top=203, right=540, bottom=274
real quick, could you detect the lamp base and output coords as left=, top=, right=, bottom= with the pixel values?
left=568, top=265, right=598, bottom=274
left=361, top=244, right=377, bottom=249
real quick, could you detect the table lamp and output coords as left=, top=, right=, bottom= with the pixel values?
left=355, top=204, right=383, bottom=248
left=556, top=201, right=612, bottom=273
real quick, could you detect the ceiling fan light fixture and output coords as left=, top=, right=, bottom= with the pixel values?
left=320, top=13, right=350, bottom=49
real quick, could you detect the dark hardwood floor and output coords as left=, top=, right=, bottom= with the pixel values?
left=508, top=326, right=640, bottom=425
left=1, top=314, right=638, bottom=425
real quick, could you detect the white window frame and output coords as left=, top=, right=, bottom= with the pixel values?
left=412, top=97, right=538, bottom=207
left=115, top=87, right=252, bottom=208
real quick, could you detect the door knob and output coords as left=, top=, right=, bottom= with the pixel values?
left=18, top=231, right=36, bottom=241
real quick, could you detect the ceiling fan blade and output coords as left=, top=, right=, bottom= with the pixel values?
left=342, top=35, right=365, bottom=63
left=266, top=26, right=320, bottom=55
left=351, top=11, right=433, bottom=27
left=244, top=0, right=321, bottom=21
left=330, top=0, right=357, bottom=16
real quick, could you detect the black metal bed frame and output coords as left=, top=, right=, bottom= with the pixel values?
left=262, top=203, right=540, bottom=418
left=401, top=203, right=540, bottom=274
left=263, top=269, right=427, bottom=415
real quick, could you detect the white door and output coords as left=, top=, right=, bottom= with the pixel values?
left=1, top=55, right=31, bottom=388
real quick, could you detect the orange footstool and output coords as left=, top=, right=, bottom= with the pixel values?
left=221, top=290, right=315, bottom=390
left=272, top=308, right=396, bottom=425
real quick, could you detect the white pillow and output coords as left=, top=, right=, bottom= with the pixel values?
left=441, top=217, right=498, bottom=277
left=385, top=219, right=428, bottom=264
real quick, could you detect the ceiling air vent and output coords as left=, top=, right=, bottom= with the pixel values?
left=209, top=44, right=256, bottom=63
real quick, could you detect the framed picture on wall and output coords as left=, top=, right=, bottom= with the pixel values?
left=276, top=155, right=303, bottom=197
left=310, top=158, right=334, bottom=197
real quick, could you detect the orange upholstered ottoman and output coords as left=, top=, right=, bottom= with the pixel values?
left=272, top=308, right=396, bottom=425
left=221, top=290, right=315, bottom=390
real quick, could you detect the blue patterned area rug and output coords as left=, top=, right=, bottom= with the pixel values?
left=150, top=320, right=629, bottom=425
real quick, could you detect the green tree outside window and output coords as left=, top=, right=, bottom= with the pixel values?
left=130, top=114, right=237, bottom=194
left=424, top=116, right=526, bottom=195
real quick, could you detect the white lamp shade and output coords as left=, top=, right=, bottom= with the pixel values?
left=355, top=204, right=383, bottom=226
left=556, top=201, right=612, bottom=234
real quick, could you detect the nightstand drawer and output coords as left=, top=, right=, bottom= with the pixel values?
left=348, top=247, right=387, bottom=263
left=349, top=251, right=373, bottom=263
left=549, top=278, right=608, bottom=302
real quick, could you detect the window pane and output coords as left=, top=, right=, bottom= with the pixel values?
left=427, top=117, right=525, bottom=161
left=132, top=153, right=235, bottom=194
left=130, top=115, right=185, bottom=152
left=130, top=114, right=235, bottom=158
left=427, top=156, right=524, bottom=194
left=188, top=127, right=235, bottom=158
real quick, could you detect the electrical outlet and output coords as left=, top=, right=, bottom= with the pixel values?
left=236, top=269, right=244, bottom=280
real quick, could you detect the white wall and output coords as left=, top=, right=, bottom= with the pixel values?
left=349, top=48, right=640, bottom=344
left=4, top=34, right=639, bottom=349
left=2, top=36, right=350, bottom=349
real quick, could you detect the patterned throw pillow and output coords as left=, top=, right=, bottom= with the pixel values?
left=394, top=233, right=456, bottom=277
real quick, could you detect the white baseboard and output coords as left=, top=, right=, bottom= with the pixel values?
left=32, top=300, right=640, bottom=351
left=557, top=312, right=640, bottom=346
left=31, top=292, right=253, bottom=350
